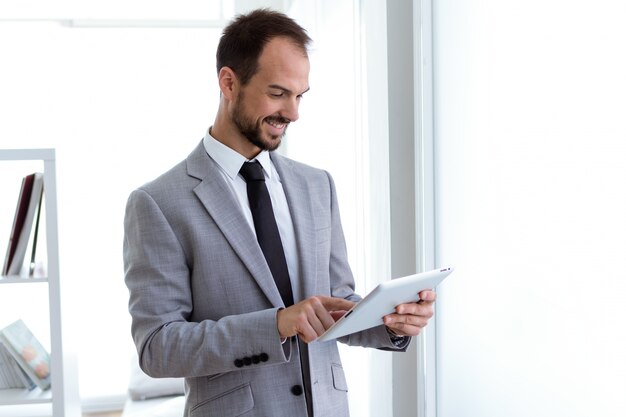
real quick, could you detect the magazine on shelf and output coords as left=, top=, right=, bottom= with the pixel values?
left=0, top=319, right=51, bottom=390
left=0, top=341, right=36, bottom=390
left=2, top=172, right=44, bottom=277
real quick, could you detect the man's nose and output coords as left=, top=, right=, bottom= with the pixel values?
left=282, top=97, right=300, bottom=122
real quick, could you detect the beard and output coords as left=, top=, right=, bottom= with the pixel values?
left=232, top=91, right=289, bottom=152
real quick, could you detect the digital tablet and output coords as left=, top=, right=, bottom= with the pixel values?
left=317, top=267, right=454, bottom=342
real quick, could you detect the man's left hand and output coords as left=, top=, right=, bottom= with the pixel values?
left=383, top=290, right=436, bottom=337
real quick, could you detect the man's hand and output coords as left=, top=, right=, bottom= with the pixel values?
left=277, top=296, right=355, bottom=343
left=383, top=290, right=436, bottom=337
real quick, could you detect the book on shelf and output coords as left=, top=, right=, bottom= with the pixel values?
left=0, top=341, right=36, bottom=390
left=0, top=319, right=51, bottom=391
left=2, top=172, right=44, bottom=277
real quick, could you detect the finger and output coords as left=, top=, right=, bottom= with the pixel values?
left=307, top=297, right=338, bottom=330
left=299, top=297, right=343, bottom=338
left=297, top=322, right=320, bottom=343
left=290, top=306, right=325, bottom=343
left=310, top=303, right=333, bottom=335
left=277, top=301, right=330, bottom=340
left=317, top=296, right=356, bottom=313
left=395, top=302, right=434, bottom=318
left=384, top=313, right=430, bottom=337
left=290, top=297, right=356, bottom=343
left=418, top=290, right=436, bottom=302
left=304, top=314, right=327, bottom=341
left=384, top=313, right=429, bottom=329
left=330, top=310, right=349, bottom=321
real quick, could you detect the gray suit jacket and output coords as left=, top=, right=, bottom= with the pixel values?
left=124, top=142, right=406, bottom=416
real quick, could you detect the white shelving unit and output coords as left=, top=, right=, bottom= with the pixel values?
left=0, top=149, right=81, bottom=417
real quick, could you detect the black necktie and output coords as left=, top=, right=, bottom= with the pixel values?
left=240, top=161, right=313, bottom=416
left=239, top=161, right=295, bottom=307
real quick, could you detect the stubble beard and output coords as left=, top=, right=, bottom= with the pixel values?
left=232, top=91, right=288, bottom=152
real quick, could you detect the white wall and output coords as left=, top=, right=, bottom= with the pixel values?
left=434, top=1, right=626, bottom=416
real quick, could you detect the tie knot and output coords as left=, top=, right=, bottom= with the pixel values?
left=239, top=161, right=265, bottom=182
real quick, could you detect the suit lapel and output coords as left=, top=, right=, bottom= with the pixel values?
left=271, top=153, right=318, bottom=300
left=186, top=143, right=284, bottom=307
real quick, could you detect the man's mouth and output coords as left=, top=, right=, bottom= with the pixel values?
left=265, top=116, right=289, bottom=130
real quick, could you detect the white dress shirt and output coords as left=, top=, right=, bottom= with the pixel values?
left=203, top=131, right=302, bottom=302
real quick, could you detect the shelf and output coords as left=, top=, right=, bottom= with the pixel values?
left=0, top=149, right=54, bottom=162
left=0, top=148, right=80, bottom=416
left=0, top=277, right=48, bottom=284
left=0, top=387, right=52, bottom=405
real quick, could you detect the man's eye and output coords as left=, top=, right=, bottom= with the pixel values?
left=270, top=93, right=284, bottom=97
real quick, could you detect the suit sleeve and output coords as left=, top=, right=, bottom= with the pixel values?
left=124, top=188, right=292, bottom=378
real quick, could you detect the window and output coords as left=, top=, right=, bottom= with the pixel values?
left=433, top=1, right=626, bottom=416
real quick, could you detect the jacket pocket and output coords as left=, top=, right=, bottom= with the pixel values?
left=331, top=363, right=348, bottom=392
left=190, top=383, right=254, bottom=416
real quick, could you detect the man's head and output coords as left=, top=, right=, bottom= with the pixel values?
left=216, top=8, right=312, bottom=86
left=214, top=9, right=312, bottom=157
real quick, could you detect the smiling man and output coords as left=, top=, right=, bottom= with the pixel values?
left=212, top=35, right=309, bottom=158
left=123, top=8, right=436, bottom=417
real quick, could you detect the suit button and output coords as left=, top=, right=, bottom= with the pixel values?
left=243, top=357, right=252, bottom=366
left=291, top=385, right=303, bottom=396
left=259, top=353, right=269, bottom=362
left=234, top=359, right=244, bottom=368
left=251, top=355, right=260, bottom=364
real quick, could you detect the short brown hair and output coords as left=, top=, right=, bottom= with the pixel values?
left=216, top=8, right=312, bottom=85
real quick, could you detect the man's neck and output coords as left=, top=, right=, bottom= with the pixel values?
left=209, top=120, right=261, bottom=160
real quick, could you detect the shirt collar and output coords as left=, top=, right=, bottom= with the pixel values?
left=203, top=129, right=274, bottom=180
left=253, top=151, right=273, bottom=180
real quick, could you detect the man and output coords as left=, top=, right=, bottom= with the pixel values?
left=124, top=8, right=435, bottom=416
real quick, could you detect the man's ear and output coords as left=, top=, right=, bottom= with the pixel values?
left=218, top=67, right=238, bottom=100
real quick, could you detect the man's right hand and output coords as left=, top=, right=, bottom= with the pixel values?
left=277, top=296, right=355, bottom=343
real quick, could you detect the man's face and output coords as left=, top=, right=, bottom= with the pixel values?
left=230, top=36, right=310, bottom=152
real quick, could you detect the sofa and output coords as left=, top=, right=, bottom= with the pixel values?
left=121, top=356, right=185, bottom=417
